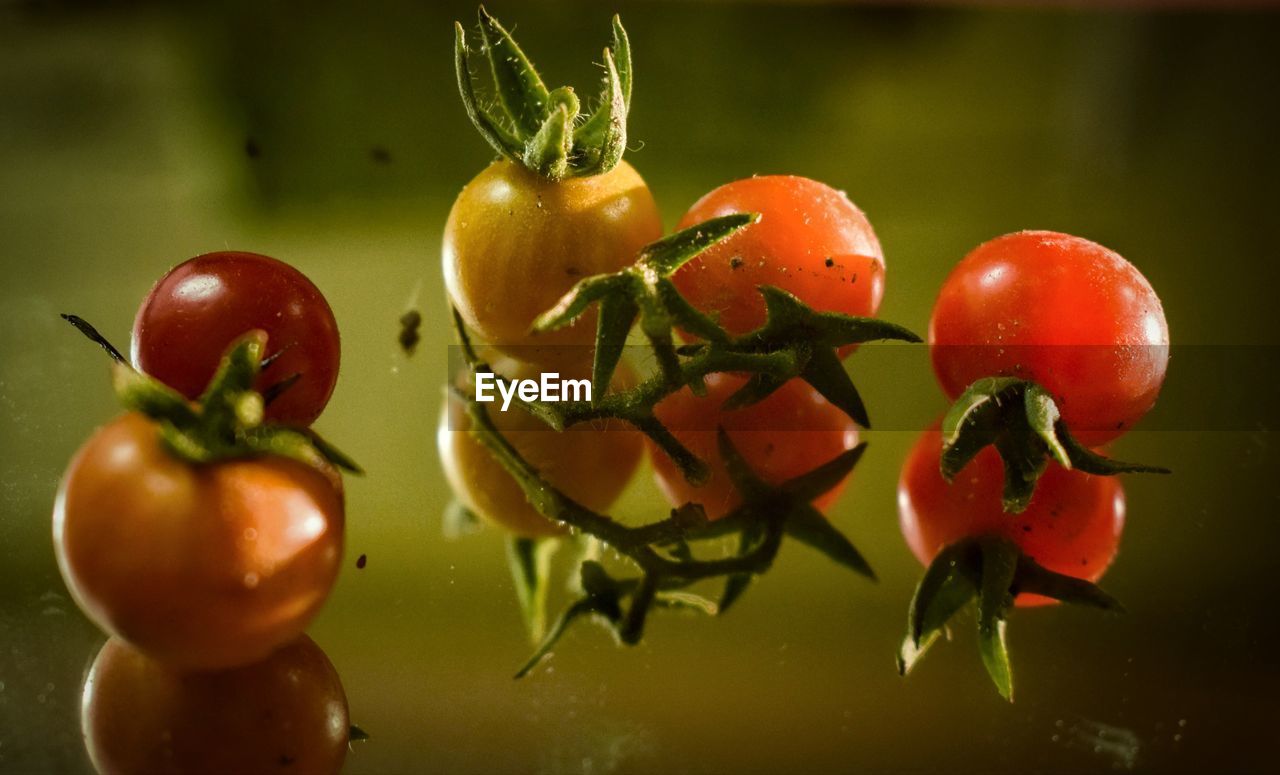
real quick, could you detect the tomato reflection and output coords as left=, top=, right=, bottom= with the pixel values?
left=81, top=635, right=349, bottom=775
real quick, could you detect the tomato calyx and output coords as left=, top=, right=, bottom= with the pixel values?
left=109, top=331, right=361, bottom=474
left=455, top=7, right=631, bottom=180
left=898, top=535, right=1124, bottom=702
left=943, top=377, right=1168, bottom=513
left=534, top=213, right=759, bottom=399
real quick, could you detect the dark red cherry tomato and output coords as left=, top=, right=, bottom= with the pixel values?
left=898, top=426, right=1124, bottom=607
left=132, top=251, right=340, bottom=426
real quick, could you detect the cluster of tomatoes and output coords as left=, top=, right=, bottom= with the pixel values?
left=895, top=231, right=1169, bottom=696
left=434, top=7, right=890, bottom=539
left=906, top=231, right=1170, bottom=593
left=55, top=252, right=353, bottom=772
left=437, top=8, right=1172, bottom=697
left=438, top=164, right=883, bottom=533
left=49, top=17, right=1175, bottom=758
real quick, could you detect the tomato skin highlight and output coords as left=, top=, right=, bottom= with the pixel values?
left=53, top=413, right=344, bottom=670
left=82, top=635, right=349, bottom=775
left=650, top=374, right=860, bottom=520
left=898, top=427, right=1125, bottom=607
left=673, top=175, right=884, bottom=337
left=132, top=251, right=341, bottom=427
left=437, top=360, right=643, bottom=538
left=929, top=230, right=1169, bottom=445
left=443, top=159, right=663, bottom=365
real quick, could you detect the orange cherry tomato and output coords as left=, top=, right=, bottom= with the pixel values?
left=53, top=413, right=344, bottom=669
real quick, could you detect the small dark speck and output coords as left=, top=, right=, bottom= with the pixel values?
left=729, top=256, right=744, bottom=269
left=824, top=257, right=835, bottom=268
left=356, top=554, right=367, bottom=570
left=279, top=754, right=296, bottom=766
left=370, top=145, right=392, bottom=164
left=1021, top=524, right=1032, bottom=532
left=245, top=138, right=261, bottom=159
left=565, top=266, right=583, bottom=277
left=398, top=310, right=422, bottom=355
left=1116, top=421, right=1125, bottom=429
left=1081, top=558, right=1088, bottom=566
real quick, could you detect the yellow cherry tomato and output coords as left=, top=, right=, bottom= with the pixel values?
left=437, top=359, right=642, bottom=538
left=442, top=159, right=662, bottom=365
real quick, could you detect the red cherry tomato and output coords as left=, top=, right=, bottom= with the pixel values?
left=929, top=231, right=1168, bottom=445
left=53, top=413, right=344, bottom=669
left=82, top=635, right=349, bottom=775
left=898, top=426, right=1125, bottom=607
left=650, top=374, right=860, bottom=520
left=132, top=251, right=341, bottom=426
left=673, top=175, right=884, bottom=336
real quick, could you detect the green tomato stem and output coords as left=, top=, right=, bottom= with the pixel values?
left=455, top=7, right=634, bottom=179
left=444, top=210, right=919, bottom=674
left=64, top=314, right=359, bottom=474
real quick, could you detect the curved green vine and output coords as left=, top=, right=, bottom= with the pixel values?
left=443, top=215, right=918, bottom=676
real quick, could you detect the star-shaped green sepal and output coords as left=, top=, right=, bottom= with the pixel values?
left=455, top=7, right=631, bottom=180
left=941, top=378, right=1169, bottom=513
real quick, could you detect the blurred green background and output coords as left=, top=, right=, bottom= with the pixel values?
left=2, top=1, right=1279, bottom=772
